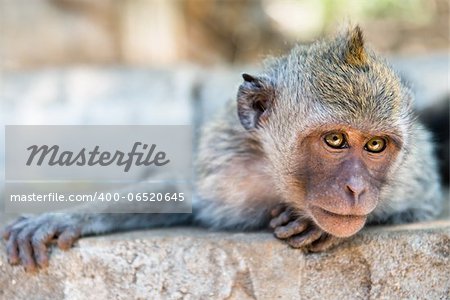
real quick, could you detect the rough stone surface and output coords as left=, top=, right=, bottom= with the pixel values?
left=0, top=221, right=449, bottom=299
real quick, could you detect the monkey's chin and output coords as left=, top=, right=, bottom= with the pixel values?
left=310, top=207, right=367, bottom=238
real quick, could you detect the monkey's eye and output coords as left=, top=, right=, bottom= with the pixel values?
left=324, top=132, right=347, bottom=149
left=365, top=137, right=386, bottom=153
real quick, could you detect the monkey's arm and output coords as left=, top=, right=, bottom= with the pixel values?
left=196, top=156, right=342, bottom=251
left=2, top=213, right=142, bottom=271
left=3, top=212, right=192, bottom=272
left=2, top=182, right=193, bottom=272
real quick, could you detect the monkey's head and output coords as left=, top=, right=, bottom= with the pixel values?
left=237, top=26, right=413, bottom=237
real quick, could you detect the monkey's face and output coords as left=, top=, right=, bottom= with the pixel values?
left=236, top=69, right=408, bottom=238
left=292, top=126, right=401, bottom=237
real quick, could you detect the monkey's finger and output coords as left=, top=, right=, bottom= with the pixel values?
left=270, top=204, right=286, bottom=217
left=274, top=219, right=309, bottom=239
left=3, top=217, right=27, bottom=240
left=6, top=232, right=20, bottom=265
left=287, top=227, right=323, bottom=249
left=57, top=227, right=81, bottom=250
left=32, top=226, right=58, bottom=268
left=2, top=226, right=11, bottom=240
left=308, top=235, right=341, bottom=253
left=17, top=229, right=38, bottom=272
left=269, top=211, right=291, bottom=228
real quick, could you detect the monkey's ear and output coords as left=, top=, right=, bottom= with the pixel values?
left=344, top=26, right=367, bottom=67
left=237, top=73, right=274, bottom=130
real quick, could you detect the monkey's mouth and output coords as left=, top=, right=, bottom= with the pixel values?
left=317, top=208, right=366, bottom=219
left=310, top=206, right=367, bottom=238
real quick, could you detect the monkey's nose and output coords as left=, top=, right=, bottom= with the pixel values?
left=345, top=179, right=366, bottom=202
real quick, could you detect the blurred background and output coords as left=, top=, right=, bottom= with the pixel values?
left=0, top=0, right=448, bottom=220
left=1, top=0, right=449, bottom=68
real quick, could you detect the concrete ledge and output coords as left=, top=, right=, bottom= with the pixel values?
left=1, top=221, right=449, bottom=299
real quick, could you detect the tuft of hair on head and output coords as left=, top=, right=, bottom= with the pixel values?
left=345, top=25, right=367, bottom=67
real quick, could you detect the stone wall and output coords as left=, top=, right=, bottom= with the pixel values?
left=0, top=221, right=449, bottom=299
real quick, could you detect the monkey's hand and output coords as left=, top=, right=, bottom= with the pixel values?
left=269, top=206, right=342, bottom=252
left=2, top=214, right=82, bottom=272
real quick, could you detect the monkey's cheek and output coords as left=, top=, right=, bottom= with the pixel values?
left=310, top=207, right=367, bottom=238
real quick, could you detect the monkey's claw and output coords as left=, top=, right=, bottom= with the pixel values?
left=2, top=214, right=81, bottom=272
left=271, top=216, right=323, bottom=249
left=270, top=208, right=341, bottom=252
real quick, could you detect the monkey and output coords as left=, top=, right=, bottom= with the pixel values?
left=2, top=26, right=443, bottom=272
